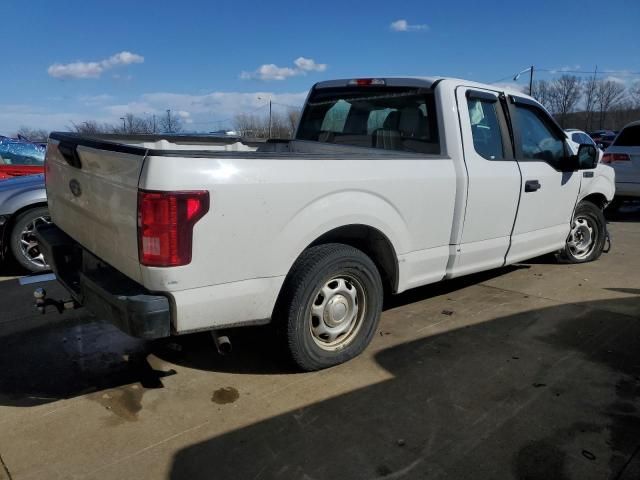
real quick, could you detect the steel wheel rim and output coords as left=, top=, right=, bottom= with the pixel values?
left=309, top=274, right=366, bottom=351
left=19, top=215, right=51, bottom=268
left=567, top=216, right=596, bottom=260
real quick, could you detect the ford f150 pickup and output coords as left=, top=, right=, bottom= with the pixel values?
left=37, top=77, right=615, bottom=371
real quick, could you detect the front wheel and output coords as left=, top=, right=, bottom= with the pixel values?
left=274, top=243, right=383, bottom=371
left=558, top=201, right=606, bottom=264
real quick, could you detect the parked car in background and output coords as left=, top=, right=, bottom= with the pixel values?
left=0, top=174, right=50, bottom=272
left=0, top=136, right=46, bottom=180
left=566, top=129, right=599, bottom=154
left=603, top=121, right=640, bottom=207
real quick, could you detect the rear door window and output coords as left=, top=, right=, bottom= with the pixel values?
left=297, top=87, right=440, bottom=154
left=613, top=125, right=640, bottom=146
left=467, top=98, right=504, bottom=160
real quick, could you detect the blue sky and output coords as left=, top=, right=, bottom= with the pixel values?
left=1, top=0, right=639, bottom=133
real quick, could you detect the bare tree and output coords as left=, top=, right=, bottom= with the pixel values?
left=70, top=120, right=112, bottom=134
left=233, top=109, right=301, bottom=139
left=582, top=76, right=598, bottom=132
left=547, top=75, right=582, bottom=127
left=531, top=80, right=553, bottom=111
left=15, top=127, right=49, bottom=142
left=287, top=109, right=301, bottom=136
left=595, top=79, right=626, bottom=129
left=630, top=81, right=640, bottom=108
left=120, top=113, right=155, bottom=134
left=160, top=110, right=182, bottom=133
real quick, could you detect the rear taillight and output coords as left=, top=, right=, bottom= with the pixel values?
left=137, top=190, right=209, bottom=267
left=602, top=153, right=630, bottom=164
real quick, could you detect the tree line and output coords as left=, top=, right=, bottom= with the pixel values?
left=13, top=108, right=303, bottom=143
left=232, top=109, right=301, bottom=139
left=13, top=110, right=184, bottom=143
left=531, top=75, right=640, bottom=131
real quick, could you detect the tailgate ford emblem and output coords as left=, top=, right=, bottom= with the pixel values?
left=69, top=179, right=82, bottom=197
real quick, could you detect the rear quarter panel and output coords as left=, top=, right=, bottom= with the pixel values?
left=138, top=155, right=457, bottom=293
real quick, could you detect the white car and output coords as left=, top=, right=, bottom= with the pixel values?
left=602, top=121, right=640, bottom=203
left=37, top=77, right=614, bottom=371
left=565, top=128, right=599, bottom=154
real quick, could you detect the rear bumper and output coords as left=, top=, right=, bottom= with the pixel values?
left=36, top=223, right=171, bottom=339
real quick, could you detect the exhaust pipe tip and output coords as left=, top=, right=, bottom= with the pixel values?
left=211, top=331, right=232, bottom=355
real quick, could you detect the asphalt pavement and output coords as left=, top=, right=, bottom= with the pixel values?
left=0, top=205, right=638, bottom=479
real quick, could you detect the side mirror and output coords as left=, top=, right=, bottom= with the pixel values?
left=577, top=143, right=598, bottom=169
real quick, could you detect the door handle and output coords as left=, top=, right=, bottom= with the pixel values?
left=524, top=180, right=541, bottom=192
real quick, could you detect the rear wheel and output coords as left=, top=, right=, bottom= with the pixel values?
left=559, top=201, right=606, bottom=264
left=275, top=243, right=383, bottom=371
left=9, top=206, right=51, bottom=272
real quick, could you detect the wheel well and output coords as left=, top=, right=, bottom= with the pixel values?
left=1, top=202, right=48, bottom=255
left=581, top=193, right=608, bottom=210
left=309, top=225, right=399, bottom=294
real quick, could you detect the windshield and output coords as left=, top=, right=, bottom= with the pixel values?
left=0, top=138, right=46, bottom=166
left=296, top=87, right=440, bottom=154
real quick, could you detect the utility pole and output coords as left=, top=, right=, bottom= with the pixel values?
left=268, top=99, right=272, bottom=139
left=120, top=117, right=126, bottom=132
left=152, top=114, right=156, bottom=133
left=529, top=65, right=534, bottom=96
left=166, top=109, right=172, bottom=133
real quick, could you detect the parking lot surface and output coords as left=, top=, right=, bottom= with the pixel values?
left=0, top=206, right=639, bottom=480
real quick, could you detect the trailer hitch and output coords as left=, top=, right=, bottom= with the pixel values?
left=33, top=288, right=78, bottom=315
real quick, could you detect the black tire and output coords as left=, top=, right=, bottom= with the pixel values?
left=558, top=201, right=606, bottom=264
left=9, top=206, right=51, bottom=273
left=274, top=243, right=383, bottom=371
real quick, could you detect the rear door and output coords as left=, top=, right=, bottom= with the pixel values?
left=449, top=87, right=521, bottom=277
left=46, top=135, right=146, bottom=282
left=506, top=96, right=581, bottom=264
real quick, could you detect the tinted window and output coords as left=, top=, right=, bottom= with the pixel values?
left=571, top=133, right=582, bottom=143
left=613, top=126, right=640, bottom=146
left=514, top=106, right=565, bottom=164
left=0, top=140, right=45, bottom=166
left=297, top=87, right=439, bottom=154
left=467, top=98, right=504, bottom=160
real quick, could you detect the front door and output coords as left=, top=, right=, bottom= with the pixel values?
left=506, top=96, right=581, bottom=264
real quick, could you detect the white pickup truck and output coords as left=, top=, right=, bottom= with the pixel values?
left=38, top=77, right=614, bottom=371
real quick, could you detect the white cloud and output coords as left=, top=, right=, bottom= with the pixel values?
left=293, top=57, right=326, bottom=72
left=48, top=51, right=144, bottom=79
left=390, top=19, right=428, bottom=32
left=241, top=57, right=326, bottom=81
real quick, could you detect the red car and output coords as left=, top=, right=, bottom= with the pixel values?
left=0, top=136, right=46, bottom=180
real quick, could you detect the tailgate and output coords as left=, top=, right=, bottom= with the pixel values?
left=46, top=134, right=146, bottom=283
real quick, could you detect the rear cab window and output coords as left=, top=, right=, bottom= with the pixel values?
left=467, top=97, right=504, bottom=160
left=296, top=86, right=440, bottom=154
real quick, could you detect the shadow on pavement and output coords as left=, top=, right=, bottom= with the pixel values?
left=168, top=294, right=640, bottom=480
left=0, top=265, right=522, bottom=405
left=605, top=201, right=640, bottom=223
